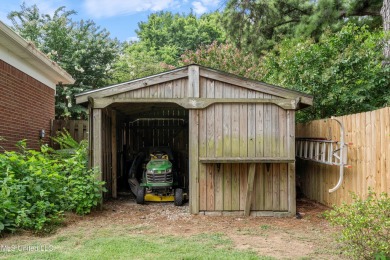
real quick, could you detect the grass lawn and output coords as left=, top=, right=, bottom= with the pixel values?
left=0, top=198, right=342, bottom=259
left=1, top=230, right=268, bottom=260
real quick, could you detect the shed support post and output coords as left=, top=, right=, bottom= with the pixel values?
left=288, top=163, right=296, bottom=215
left=287, top=110, right=296, bottom=216
left=111, top=110, right=117, bottom=198
left=188, top=65, right=200, bottom=214
left=92, top=108, right=103, bottom=208
left=244, top=163, right=256, bottom=216
left=189, top=110, right=199, bottom=214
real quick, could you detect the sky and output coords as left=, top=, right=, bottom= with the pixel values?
left=0, top=0, right=225, bottom=42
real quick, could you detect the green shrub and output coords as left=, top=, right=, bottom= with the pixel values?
left=325, top=190, right=390, bottom=259
left=0, top=134, right=105, bottom=233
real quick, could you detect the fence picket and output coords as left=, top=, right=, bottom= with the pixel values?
left=296, top=107, right=390, bottom=206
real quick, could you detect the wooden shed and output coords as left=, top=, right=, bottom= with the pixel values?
left=76, top=65, right=312, bottom=216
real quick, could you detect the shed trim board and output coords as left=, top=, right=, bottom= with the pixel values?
left=77, top=64, right=312, bottom=216
left=91, top=97, right=300, bottom=110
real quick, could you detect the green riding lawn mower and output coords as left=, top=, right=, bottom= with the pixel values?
left=128, top=147, right=185, bottom=206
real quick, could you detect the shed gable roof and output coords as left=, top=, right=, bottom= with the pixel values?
left=75, top=64, right=313, bottom=109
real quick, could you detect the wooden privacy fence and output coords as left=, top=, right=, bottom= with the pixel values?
left=296, top=107, right=390, bottom=207
left=51, top=119, right=88, bottom=148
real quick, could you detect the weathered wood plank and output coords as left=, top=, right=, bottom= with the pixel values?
left=214, top=81, right=224, bottom=211
left=264, top=164, right=273, bottom=210
left=223, top=164, right=232, bottom=210
left=222, top=83, right=232, bottom=157
left=206, top=80, right=215, bottom=158
left=92, top=97, right=299, bottom=110
left=244, top=163, right=256, bottom=216
left=271, top=105, right=279, bottom=157
left=199, top=157, right=295, bottom=163
left=239, top=88, right=248, bottom=157
left=279, top=163, right=288, bottom=211
left=92, top=109, right=103, bottom=206
left=206, top=164, right=215, bottom=211
left=254, top=164, right=264, bottom=210
left=287, top=110, right=296, bottom=215
left=263, top=95, right=272, bottom=157
left=189, top=110, right=199, bottom=214
left=255, top=92, right=264, bottom=157
left=198, top=110, right=207, bottom=211
left=111, top=110, right=117, bottom=198
left=272, top=164, right=280, bottom=211
left=214, top=165, right=224, bottom=211
left=215, top=82, right=223, bottom=158
left=231, top=87, right=240, bottom=157
left=188, top=65, right=200, bottom=98
left=248, top=90, right=256, bottom=157
left=231, top=164, right=240, bottom=210
left=239, top=163, right=248, bottom=211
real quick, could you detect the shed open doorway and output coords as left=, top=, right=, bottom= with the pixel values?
left=112, top=102, right=189, bottom=202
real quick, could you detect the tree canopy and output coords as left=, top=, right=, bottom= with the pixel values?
left=221, top=0, right=384, bottom=55
left=8, top=3, right=120, bottom=119
left=6, top=0, right=390, bottom=121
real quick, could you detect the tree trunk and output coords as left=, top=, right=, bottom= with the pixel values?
left=381, top=0, right=390, bottom=65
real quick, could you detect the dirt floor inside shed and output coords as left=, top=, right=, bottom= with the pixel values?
left=1, top=196, right=343, bottom=259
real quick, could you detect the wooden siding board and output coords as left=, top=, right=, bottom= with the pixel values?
left=272, top=163, right=280, bottom=211
left=264, top=164, right=273, bottom=210
left=199, top=110, right=207, bottom=211
left=231, top=164, right=240, bottom=210
left=244, top=163, right=256, bottom=216
left=111, top=110, right=117, bottom=198
left=92, top=109, right=103, bottom=206
left=280, top=163, right=288, bottom=211
left=206, top=164, right=215, bottom=211
left=214, top=81, right=223, bottom=210
left=239, top=88, right=248, bottom=157
left=248, top=90, right=256, bottom=157
left=188, top=65, right=200, bottom=214
left=239, top=163, right=248, bottom=211
left=263, top=95, right=272, bottom=157
left=254, top=164, right=265, bottom=210
left=255, top=92, right=264, bottom=157
left=223, top=164, right=232, bottom=210
left=231, top=86, right=240, bottom=157
left=287, top=110, right=296, bottom=215
left=189, top=110, right=199, bottom=214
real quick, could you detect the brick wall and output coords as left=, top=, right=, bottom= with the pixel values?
left=0, top=60, right=55, bottom=151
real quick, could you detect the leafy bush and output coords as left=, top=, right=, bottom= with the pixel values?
left=0, top=134, right=105, bottom=233
left=325, top=191, right=390, bottom=259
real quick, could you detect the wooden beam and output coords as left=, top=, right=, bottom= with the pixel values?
left=188, top=65, right=200, bottom=98
left=111, top=109, right=117, bottom=199
left=189, top=110, right=199, bottom=214
left=287, top=110, right=296, bottom=215
left=199, top=157, right=295, bottom=163
left=92, top=97, right=299, bottom=110
left=76, top=67, right=188, bottom=104
left=244, top=163, right=256, bottom=216
left=92, top=108, right=103, bottom=208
